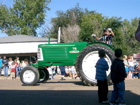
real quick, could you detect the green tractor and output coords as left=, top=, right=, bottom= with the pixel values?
left=20, top=36, right=115, bottom=86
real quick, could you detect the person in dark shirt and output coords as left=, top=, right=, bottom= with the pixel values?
left=0, top=56, right=3, bottom=76
left=2, top=56, right=9, bottom=77
left=102, top=28, right=109, bottom=43
left=110, top=49, right=127, bottom=105
left=106, top=28, right=114, bottom=45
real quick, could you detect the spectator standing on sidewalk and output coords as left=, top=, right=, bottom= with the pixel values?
left=10, top=61, right=16, bottom=80
left=20, top=60, right=28, bottom=70
left=8, top=57, right=13, bottom=74
left=95, top=50, right=109, bottom=104
left=15, top=57, right=21, bottom=77
left=71, top=66, right=78, bottom=79
left=47, top=66, right=54, bottom=79
left=59, top=66, right=66, bottom=80
left=67, top=66, right=73, bottom=79
left=127, top=55, right=135, bottom=80
left=65, top=66, right=70, bottom=77
left=0, top=56, right=3, bottom=76
left=123, top=55, right=129, bottom=75
left=110, top=49, right=127, bottom=105
left=2, top=56, right=9, bottom=77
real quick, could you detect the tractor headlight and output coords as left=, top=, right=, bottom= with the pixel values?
left=37, top=48, right=43, bottom=61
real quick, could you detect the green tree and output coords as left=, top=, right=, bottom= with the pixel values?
left=102, top=17, right=122, bottom=35
left=0, top=5, right=13, bottom=34
left=0, top=0, right=50, bottom=36
left=49, top=5, right=140, bottom=55
left=79, top=12, right=104, bottom=42
left=117, top=18, right=140, bottom=55
left=62, top=24, right=80, bottom=42
left=79, top=13, right=123, bottom=42
left=50, top=4, right=86, bottom=39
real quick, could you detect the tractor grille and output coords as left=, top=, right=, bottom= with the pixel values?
left=43, top=47, right=68, bottom=59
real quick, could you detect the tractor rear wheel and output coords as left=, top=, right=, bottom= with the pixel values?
left=75, top=44, right=114, bottom=86
left=20, top=66, right=39, bottom=86
left=38, top=68, right=49, bottom=83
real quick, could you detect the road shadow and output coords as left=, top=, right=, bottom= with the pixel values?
left=45, top=80, right=88, bottom=86
left=0, top=90, right=139, bottom=105
left=42, top=80, right=112, bottom=87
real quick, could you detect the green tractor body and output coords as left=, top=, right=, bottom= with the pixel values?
left=37, top=42, right=88, bottom=67
left=20, top=41, right=115, bottom=86
left=37, top=42, right=114, bottom=67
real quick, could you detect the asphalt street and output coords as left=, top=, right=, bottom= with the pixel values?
left=0, top=75, right=140, bottom=105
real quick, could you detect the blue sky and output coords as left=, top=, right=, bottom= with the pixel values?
left=0, top=0, right=140, bottom=37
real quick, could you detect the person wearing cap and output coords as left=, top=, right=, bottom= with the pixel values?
left=93, top=28, right=109, bottom=43
left=106, top=28, right=114, bottom=45
left=102, top=28, right=110, bottom=43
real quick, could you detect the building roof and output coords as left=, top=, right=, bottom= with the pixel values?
left=0, top=35, right=57, bottom=43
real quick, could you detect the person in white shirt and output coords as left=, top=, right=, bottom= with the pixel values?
left=127, top=55, right=135, bottom=80
left=8, top=57, right=13, bottom=73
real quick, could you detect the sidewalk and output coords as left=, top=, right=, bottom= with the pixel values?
left=0, top=75, right=20, bottom=80
left=0, top=74, right=79, bottom=80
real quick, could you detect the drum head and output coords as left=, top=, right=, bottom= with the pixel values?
left=135, top=31, right=140, bottom=42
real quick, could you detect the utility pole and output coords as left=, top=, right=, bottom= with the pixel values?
left=58, top=27, right=61, bottom=43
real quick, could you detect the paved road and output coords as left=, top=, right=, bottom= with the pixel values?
left=0, top=75, right=140, bottom=105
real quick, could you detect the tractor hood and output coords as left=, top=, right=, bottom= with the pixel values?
left=37, top=42, right=88, bottom=66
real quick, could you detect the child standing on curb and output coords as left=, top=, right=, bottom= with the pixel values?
left=95, top=50, right=109, bottom=104
left=110, top=49, right=127, bottom=105
left=11, top=62, right=16, bottom=80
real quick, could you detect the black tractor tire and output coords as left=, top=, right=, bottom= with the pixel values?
left=38, top=68, right=49, bottom=83
left=75, top=44, right=114, bottom=86
left=20, top=66, right=39, bottom=86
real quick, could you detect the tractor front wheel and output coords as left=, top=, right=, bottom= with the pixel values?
left=20, top=66, right=39, bottom=86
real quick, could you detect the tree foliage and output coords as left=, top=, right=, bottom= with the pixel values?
left=1, top=2, right=140, bottom=55
left=0, top=5, right=12, bottom=33
left=115, top=18, right=140, bottom=55
left=50, top=5, right=140, bottom=55
left=50, top=4, right=86, bottom=39
left=0, top=0, right=50, bottom=36
left=62, top=24, right=80, bottom=42
left=79, top=12, right=104, bottom=42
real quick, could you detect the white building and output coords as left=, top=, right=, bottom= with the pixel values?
left=0, top=35, right=57, bottom=62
